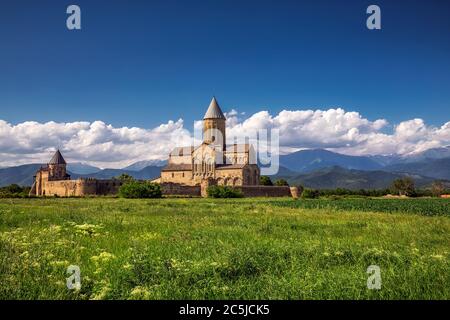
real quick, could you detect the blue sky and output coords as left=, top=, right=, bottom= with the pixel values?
left=1, top=0, right=449, bottom=129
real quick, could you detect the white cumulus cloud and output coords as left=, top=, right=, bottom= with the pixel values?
left=0, top=107, right=449, bottom=168
left=0, top=119, right=192, bottom=168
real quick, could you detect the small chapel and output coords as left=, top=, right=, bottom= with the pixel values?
left=160, top=97, right=260, bottom=186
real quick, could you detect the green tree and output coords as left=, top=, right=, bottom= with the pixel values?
left=118, top=181, right=162, bottom=198
left=259, top=176, right=273, bottom=186
left=116, top=173, right=135, bottom=183
left=274, top=179, right=289, bottom=186
left=391, top=177, right=415, bottom=196
left=4, top=184, right=23, bottom=194
left=0, top=184, right=29, bottom=198
left=301, top=188, right=320, bottom=199
left=431, top=180, right=445, bottom=197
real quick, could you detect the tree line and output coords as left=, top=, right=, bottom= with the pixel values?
left=0, top=175, right=448, bottom=199
left=259, top=176, right=449, bottom=198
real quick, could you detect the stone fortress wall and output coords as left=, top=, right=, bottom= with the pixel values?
left=160, top=182, right=297, bottom=198
left=36, top=179, right=296, bottom=198
left=33, top=177, right=121, bottom=197
left=237, top=185, right=293, bottom=198
left=161, top=183, right=202, bottom=197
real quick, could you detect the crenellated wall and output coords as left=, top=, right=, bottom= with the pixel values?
left=31, top=176, right=121, bottom=197
left=77, top=179, right=122, bottom=196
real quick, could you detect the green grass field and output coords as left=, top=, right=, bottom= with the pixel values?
left=0, top=197, right=449, bottom=300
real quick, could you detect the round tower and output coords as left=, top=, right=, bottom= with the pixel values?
left=203, top=97, right=226, bottom=151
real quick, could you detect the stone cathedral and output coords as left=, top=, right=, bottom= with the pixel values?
left=160, top=97, right=260, bottom=186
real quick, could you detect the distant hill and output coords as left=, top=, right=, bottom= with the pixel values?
left=136, top=165, right=164, bottom=179
left=367, top=154, right=403, bottom=166
left=0, top=164, right=163, bottom=187
left=404, top=146, right=450, bottom=162
left=279, top=149, right=383, bottom=172
left=384, top=158, right=450, bottom=180
left=81, top=168, right=133, bottom=180
left=123, top=160, right=167, bottom=171
left=0, top=164, right=42, bottom=187
left=267, top=165, right=299, bottom=180
left=67, top=163, right=101, bottom=175
left=286, top=166, right=441, bottom=190
left=83, top=166, right=162, bottom=180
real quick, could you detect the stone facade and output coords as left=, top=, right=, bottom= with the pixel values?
left=160, top=97, right=260, bottom=187
left=29, top=150, right=121, bottom=197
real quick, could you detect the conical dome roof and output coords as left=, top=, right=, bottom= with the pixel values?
left=48, top=149, right=66, bottom=165
left=203, top=97, right=226, bottom=120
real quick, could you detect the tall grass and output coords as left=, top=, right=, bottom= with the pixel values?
left=271, top=198, right=450, bottom=216
left=0, top=198, right=449, bottom=299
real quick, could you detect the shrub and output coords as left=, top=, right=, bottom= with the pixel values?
left=301, top=188, right=320, bottom=199
left=207, top=185, right=243, bottom=198
left=0, top=184, right=31, bottom=198
left=317, top=188, right=391, bottom=197
left=274, top=179, right=289, bottom=186
left=259, top=176, right=273, bottom=186
left=3, top=184, right=23, bottom=194
left=118, top=181, right=162, bottom=198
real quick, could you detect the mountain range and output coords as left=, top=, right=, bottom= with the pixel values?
left=383, top=158, right=450, bottom=180
left=279, top=149, right=383, bottom=172
left=282, top=166, right=443, bottom=190
left=0, top=164, right=162, bottom=187
left=122, top=160, right=167, bottom=171
left=67, top=163, right=103, bottom=174
left=1, top=146, right=449, bottom=189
